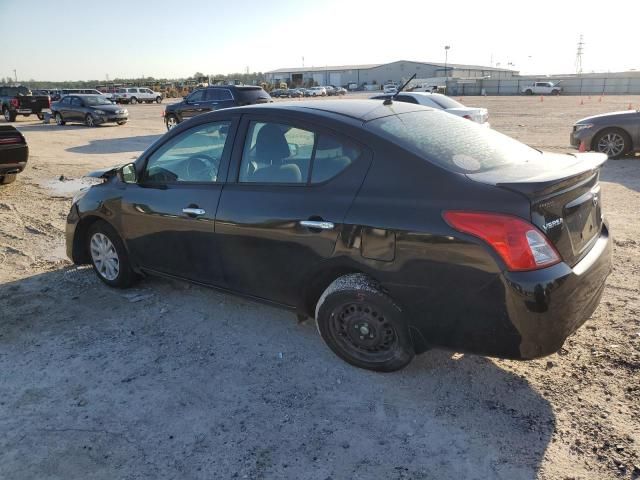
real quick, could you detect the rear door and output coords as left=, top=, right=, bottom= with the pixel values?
left=215, top=115, right=371, bottom=305
left=120, top=118, right=237, bottom=284
left=69, top=96, right=84, bottom=121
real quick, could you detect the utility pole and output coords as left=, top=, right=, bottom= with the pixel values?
left=575, top=34, right=584, bottom=74
left=302, top=56, right=304, bottom=68
left=444, top=46, right=451, bottom=78
left=13, top=69, right=17, bottom=83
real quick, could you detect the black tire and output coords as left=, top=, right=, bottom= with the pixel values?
left=552, top=89, right=560, bottom=96
left=116, top=120, right=127, bottom=125
left=525, top=89, right=533, bottom=95
left=130, top=97, right=138, bottom=105
left=165, top=114, right=178, bottom=131
left=0, top=173, right=17, bottom=185
left=315, top=274, right=415, bottom=372
left=85, top=114, right=96, bottom=127
left=87, top=220, right=136, bottom=288
left=3, top=108, right=17, bottom=122
left=155, top=96, right=162, bottom=103
left=36, top=113, right=44, bottom=120
left=592, top=128, right=632, bottom=159
left=55, top=112, right=65, bottom=125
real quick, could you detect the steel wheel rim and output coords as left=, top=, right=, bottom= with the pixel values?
left=166, top=117, right=177, bottom=129
left=55, top=113, right=62, bottom=124
left=86, top=115, right=94, bottom=127
left=597, top=133, right=625, bottom=157
left=90, top=233, right=119, bottom=281
left=329, top=302, right=398, bottom=362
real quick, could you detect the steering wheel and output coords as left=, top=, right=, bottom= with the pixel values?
left=185, top=154, right=218, bottom=181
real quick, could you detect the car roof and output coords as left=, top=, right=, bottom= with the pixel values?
left=232, top=99, right=429, bottom=122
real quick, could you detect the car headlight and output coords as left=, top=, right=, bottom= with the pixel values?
left=574, top=123, right=593, bottom=132
left=121, top=109, right=128, bottom=114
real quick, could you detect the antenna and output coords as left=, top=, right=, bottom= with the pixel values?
left=575, top=34, right=584, bottom=74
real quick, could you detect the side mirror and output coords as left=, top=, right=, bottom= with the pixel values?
left=120, top=163, right=137, bottom=183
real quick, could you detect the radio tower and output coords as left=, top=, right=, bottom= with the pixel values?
left=575, top=34, right=584, bottom=74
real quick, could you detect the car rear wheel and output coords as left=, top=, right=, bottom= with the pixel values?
left=130, top=97, right=138, bottom=104
left=0, top=173, right=17, bottom=185
left=85, top=114, right=96, bottom=127
left=315, top=274, right=415, bottom=372
left=593, top=128, right=631, bottom=159
left=36, top=113, right=44, bottom=120
left=55, top=112, right=65, bottom=125
left=165, top=114, right=178, bottom=131
left=116, top=120, right=127, bottom=125
left=3, top=108, right=17, bottom=122
left=87, top=221, right=136, bottom=288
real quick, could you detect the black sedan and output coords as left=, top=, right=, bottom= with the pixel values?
left=0, top=125, right=28, bottom=185
left=51, top=95, right=129, bottom=127
left=571, top=108, right=640, bottom=158
left=66, top=100, right=612, bottom=372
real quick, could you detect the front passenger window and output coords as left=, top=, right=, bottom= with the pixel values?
left=143, top=122, right=231, bottom=183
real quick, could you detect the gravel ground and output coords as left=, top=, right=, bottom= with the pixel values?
left=0, top=95, right=639, bottom=480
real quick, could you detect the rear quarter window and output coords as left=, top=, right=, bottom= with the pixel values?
left=367, top=110, right=540, bottom=174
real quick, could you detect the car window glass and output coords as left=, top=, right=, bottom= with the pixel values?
left=311, top=134, right=360, bottom=183
left=239, top=121, right=315, bottom=184
left=71, top=97, right=83, bottom=106
left=144, top=121, right=231, bottom=183
left=368, top=111, right=541, bottom=174
left=188, top=90, right=205, bottom=102
left=396, top=95, right=419, bottom=104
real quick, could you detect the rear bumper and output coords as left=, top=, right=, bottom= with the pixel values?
left=404, top=222, right=612, bottom=359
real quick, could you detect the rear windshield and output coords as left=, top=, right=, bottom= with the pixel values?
left=427, top=95, right=464, bottom=109
left=237, top=88, right=271, bottom=102
left=367, top=110, right=541, bottom=173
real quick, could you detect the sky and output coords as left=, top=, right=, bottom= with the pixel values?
left=2, top=0, right=639, bottom=82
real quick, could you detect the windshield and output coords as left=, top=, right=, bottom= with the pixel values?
left=427, top=95, right=465, bottom=109
left=84, top=96, right=113, bottom=106
left=367, top=110, right=541, bottom=174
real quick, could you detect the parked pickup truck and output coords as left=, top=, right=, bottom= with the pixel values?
left=1, top=86, right=51, bottom=122
left=521, top=81, right=562, bottom=96
left=0, top=125, right=28, bottom=185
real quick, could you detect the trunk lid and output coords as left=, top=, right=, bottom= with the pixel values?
left=466, top=152, right=607, bottom=266
left=17, top=94, right=50, bottom=111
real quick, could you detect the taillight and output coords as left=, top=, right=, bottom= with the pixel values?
left=10, top=98, right=19, bottom=108
left=0, top=135, right=23, bottom=145
left=443, top=211, right=561, bottom=271
left=47, top=96, right=51, bottom=108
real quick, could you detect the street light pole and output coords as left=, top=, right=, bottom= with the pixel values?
left=13, top=69, right=17, bottom=83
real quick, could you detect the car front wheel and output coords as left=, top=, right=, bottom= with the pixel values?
left=85, top=114, right=96, bottom=127
left=55, top=112, right=65, bottom=125
left=155, top=96, right=162, bottom=103
left=165, top=114, right=178, bottom=130
left=315, top=274, right=415, bottom=372
left=593, top=128, right=631, bottom=159
left=87, top=221, right=136, bottom=288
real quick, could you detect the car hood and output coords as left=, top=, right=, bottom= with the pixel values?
left=85, top=165, right=122, bottom=179
left=165, top=101, right=185, bottom=111
left=575, top=110, right=638, bottom=124
left=92, top=104, right=124, bottom=113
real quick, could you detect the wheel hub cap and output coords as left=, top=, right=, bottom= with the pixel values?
left=331, top=303, right=396, bottom=353
left=90, top=233, right=119, bottom=281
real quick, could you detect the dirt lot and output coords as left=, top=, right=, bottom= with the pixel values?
left=1, top=95, right=639, bottom=480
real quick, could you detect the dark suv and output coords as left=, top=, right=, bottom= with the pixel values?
left=163, top=85, right=272, bottom=130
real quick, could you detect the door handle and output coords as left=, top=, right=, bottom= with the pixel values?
left=182, top=207, right=206, bottom=216
left=299, top=220, right=334, bottom=230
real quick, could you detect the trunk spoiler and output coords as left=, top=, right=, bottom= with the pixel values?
left=466, top=152, right=607, bottom=198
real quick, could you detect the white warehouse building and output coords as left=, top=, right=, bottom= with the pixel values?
left=264, top=59, right=518, bottom=89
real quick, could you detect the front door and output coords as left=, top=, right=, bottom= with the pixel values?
left=180, top=89, right=206, bottom=120
left=119, top=119, right=236, bottom=284
left=215, top=116, right=371, bottom=306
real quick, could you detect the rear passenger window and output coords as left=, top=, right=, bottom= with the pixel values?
left=239, top=121, right=358, bottom=184
left=311, top=135, right=360, bottom=183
